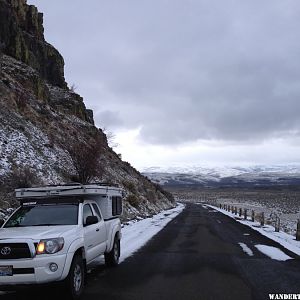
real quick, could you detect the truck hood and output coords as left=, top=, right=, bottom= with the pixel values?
left=0, top=225, right=79, bottom=241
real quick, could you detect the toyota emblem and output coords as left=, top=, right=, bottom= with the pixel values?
left=1, top=247, right=11, bottom=256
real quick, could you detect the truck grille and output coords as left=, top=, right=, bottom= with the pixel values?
left=0, top=243, right=31, bottom=259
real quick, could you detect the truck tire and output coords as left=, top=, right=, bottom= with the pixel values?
left=105, top=236, right=120, bottom=267
left=65, top=254, right=85, bottom=299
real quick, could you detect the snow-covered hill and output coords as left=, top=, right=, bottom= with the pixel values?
left=142, top=165, right=300, bottom=187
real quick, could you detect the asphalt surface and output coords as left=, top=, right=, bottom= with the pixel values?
left=1, top=203, right=300, bottom=300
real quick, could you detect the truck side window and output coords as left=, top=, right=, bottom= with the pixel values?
left=112, top=196, right=122, bottom=216
left=83, top=204, right=93, bottom=225
left=92, top=204, right=102, bottom=221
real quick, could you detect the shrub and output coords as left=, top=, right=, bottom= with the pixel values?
left=67, top=136, right=104, bottom=184
left=126, top=194, right=139, bottom=208
left=122, top=180, right=136, bottom=194
left=5, top=164, right=42, bottom=189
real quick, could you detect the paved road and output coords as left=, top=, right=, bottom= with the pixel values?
left=1, top=203, right=300, bottom=299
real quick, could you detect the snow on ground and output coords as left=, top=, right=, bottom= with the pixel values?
left=254, top=245, right=292, bottom=261
left=120, top=203, right=185, bottom=262
left=238, top=242, right=254, bottom=256
left=216, top=200, right=300, bottom=236
left=89, top=203, right=185, bottom=269
left=206, top=205, right=300, bottom=257
left=0, top=204, right=185, bottom=295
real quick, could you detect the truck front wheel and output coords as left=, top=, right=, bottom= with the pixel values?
left=105, top=236, right=120, bottom=267
left=65, top=254, right=85, bottom=299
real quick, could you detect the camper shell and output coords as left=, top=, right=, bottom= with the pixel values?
left=15, top=184, right=123, bottom=220
left=0, top=184, right=123, bottom=298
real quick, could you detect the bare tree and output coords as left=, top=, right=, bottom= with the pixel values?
left=67, top=137, right=104, bottom=184
left=102, top=127, right=119, bottom=149
left=69, top=83, right=78, bottom=92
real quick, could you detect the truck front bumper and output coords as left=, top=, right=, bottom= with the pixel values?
left=0, top=254, right=67, bottom=286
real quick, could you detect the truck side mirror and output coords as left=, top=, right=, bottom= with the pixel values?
left=85, top=216, right=98, bottom=226
left=0, top=219, right=4, bottom=227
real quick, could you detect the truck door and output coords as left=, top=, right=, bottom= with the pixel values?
left=83, top=204, right=102, bottom=262
left=91, top=203, right=107, bottom=253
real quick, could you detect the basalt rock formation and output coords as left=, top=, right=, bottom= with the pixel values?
left=0, top=0, right=66, bottom=88
left=0, top=0, right=175, bottom=220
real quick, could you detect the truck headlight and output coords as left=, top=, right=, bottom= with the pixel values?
left=37, top=238, right=64, bottom=254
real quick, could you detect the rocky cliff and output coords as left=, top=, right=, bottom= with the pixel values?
left=0, top=0, right=175, bottom=220
left=0, top=0, right=66, bottom=88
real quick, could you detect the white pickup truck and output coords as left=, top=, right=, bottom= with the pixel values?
left=0, top=184, right=123, bottom=299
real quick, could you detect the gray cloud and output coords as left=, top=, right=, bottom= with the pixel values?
left=29, top=0, right=300, bottom=145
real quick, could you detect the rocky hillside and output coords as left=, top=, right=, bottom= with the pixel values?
left=0, top=0, right=175, bottom=220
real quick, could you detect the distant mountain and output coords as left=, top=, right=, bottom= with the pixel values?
left=142, top=165, right=300, bottom=188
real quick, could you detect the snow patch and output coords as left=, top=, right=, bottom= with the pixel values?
left=208, top=205, right=300, bottom=257
left=255, top=245, right=292, bottom=261
left=120, top=203, right=185, bottom=262
left=238, top=242, right=254, bottom=256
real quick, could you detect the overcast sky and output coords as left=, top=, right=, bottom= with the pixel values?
left=29, top=0, right=300, bottom=169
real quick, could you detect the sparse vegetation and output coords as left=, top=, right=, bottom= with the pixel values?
left=67, top=137, right=104, bottom=184
left=168, top=186, right=300, bottom=235
left=122, top=180, right=137, bottom=194
left=0, top=164, right=42, bottom=209
left=0, top=0, right=175, bottom=220
left=154, top=183, right=175, bottom=203
left=126, top=194, right=139, bottom=208
left=103, top=127, right=119, bottom=149
left=70, top=83, right=78, bottom=92
left=5, top=164, right=42, bottom=189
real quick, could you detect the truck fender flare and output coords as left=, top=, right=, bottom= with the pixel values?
left=106, top=225, right=121, bottom=253
left=61, top=238, right=85, bottom=280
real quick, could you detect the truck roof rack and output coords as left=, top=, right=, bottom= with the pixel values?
left=15, top=184, right=123, bottom=199
left=38, top=182, right=120, bottom=188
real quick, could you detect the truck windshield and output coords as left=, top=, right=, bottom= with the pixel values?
left=4, top=204, right=79, bottom=227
